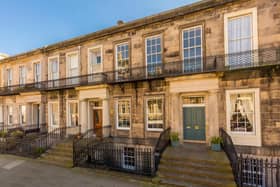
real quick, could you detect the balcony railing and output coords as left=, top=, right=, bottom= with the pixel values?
left=0, top=47, right=279, bottom=96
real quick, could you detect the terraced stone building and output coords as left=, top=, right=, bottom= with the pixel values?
left=0, top=0, right=279, bottom=157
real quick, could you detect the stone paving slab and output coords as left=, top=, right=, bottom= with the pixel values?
left=0, top=154, right=166, bottom=187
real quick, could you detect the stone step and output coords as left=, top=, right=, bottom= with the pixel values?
left=51, top=145, right=73, bottom=152
left=159, top=172, right=236, bottom=187
left=54, top=142, right=73, bottom=149
left=38, top=158, right=73, bottom=168
left=158, top=164, right=234, bottom=181
left=41, top=154, right=73, bottom=163
left=160, top=158, right=232, bottom=173
left=46, top=149, right=73, bottom=157
left=162, top=155, right=231, bottom=167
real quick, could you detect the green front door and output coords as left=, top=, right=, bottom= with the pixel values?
left=183, top=107, right=206, bottom=141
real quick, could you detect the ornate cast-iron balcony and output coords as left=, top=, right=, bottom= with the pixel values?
left=0, top=47, right=279, bottom=96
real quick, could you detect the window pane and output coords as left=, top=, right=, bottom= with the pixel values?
left=183, top=27, right=203, bottom=72
left=146, top=36, right=162, bottom=75
left=147, top=97, right=163, bottom=129
left=117, top=100, right=130, bottom=128
left=230, top=93, right=254, bottom=133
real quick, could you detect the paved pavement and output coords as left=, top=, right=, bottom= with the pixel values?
left=0, top=155, right=156, bottom=187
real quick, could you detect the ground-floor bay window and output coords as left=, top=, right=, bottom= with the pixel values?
left=67, top=101, right=78, bottom=127
left=116, top=99, right=131, bottom=130
left=48, top=103, right=59, bottom=128
left=226, top=88, right=261, bottom=146
left=146, top=96, right=164, bottom=131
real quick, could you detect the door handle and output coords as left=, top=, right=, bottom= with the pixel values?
left=194, top=125, right=200, bottom=130
left=186, top=126, right=191, bottom=129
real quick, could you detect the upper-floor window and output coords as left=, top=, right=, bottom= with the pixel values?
left=116, top=99, right=131, bottom=130
left=6, top=68, right=12, bottom=86
left=19, top=66, right=26, bottom=85
left=48, top=56, right=59, bottom=80
left=224, top=8, right=258, bottom=68
left=146, top=35, right=162, bottom=76
left=88, top=46, right=102, bottom=74
left=116, top=43, right=129, bottom=80
left=66, top=52, right=79, bottom=78
left=182, top=26, right=203, bottom=72
left=34, top=62, right=41, bottom=83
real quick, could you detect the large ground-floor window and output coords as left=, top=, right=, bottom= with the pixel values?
left=19, top=105, right=27, bottom=126
left=146, top=96, right=164, bottom=131
left=49, top=102, right=59, bottom=128
left=226, top=89, right=260, bottom=134
left=116, top=99, right=131, bottom=130
left=67, top=101, right=78, bottom=127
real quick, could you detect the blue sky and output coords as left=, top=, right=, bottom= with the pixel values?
left=0, top=0, right=198, bottom=55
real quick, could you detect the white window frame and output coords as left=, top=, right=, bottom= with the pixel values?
left=7, top=105, right=13, bottom=125
left=146, top=96, right=164, bottom=132
left=19, top=66, right=26, bottom=85
left=224, top=7, right=258, bottom=65
left=0, top=105, right=3, bottom=125
left=48, top=56, right=60, bottom=81
left=87, top=46, right=103, bottom=74
left=122, top=146, right=136, bottom=170
left=48, top=102, right=59, bottom=128
left=182, top=25, right=203, bottom=72
left=115, top=42, right=130, bottom=71
left=115, top=98, right=131, bottom=130
left=33, top=61, right=41, bottom=83
left=66, top=100, right=79, bottom=127
left=66, top=51, right=80, bottom=78
left=145, top=35, right=163, bottom=76
left=19, top=105, right=27, bottom=126
left=226, top=88, right=261, bottom=147
left=6, top=68, right=12, bottom=86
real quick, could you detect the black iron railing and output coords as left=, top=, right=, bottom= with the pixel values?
left=73, top=127, right=170, bottom=176
left=0, top=125, right=80, bottom=158
left=240, top=155, right=280, bottom=187
left=154, top=127, right=171, bottom=172
left=220, top=128, right=280, bottom=187
left=220, top=128, right=240, bottom=185
left=73, top=125, right=111, bottom=166
left=0, top=47, right=279, bottom=96
left=87, top=141, right=154, bottom=176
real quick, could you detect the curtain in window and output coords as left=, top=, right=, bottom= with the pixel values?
left=230, top=93, right=254, bottom=132
left=228, top=15, right=253, bottom=67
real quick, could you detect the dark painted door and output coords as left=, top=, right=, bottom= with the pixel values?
left=183, top=107, right=206, bottom=141
left=93, top=109, right=103, bottom=138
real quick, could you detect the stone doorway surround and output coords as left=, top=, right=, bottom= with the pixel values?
left=76, top=85, right=110, bottom=134
left=166, top=74, right=220, bottom=144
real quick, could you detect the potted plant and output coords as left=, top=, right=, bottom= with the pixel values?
left=170, top=132, right=180, bottom=147
left=210, top=136, right=223, bottom=151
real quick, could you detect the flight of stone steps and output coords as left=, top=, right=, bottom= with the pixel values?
left=38, top=140, right=74, bottom=168
left=157, top=146, right=236, bottom=187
